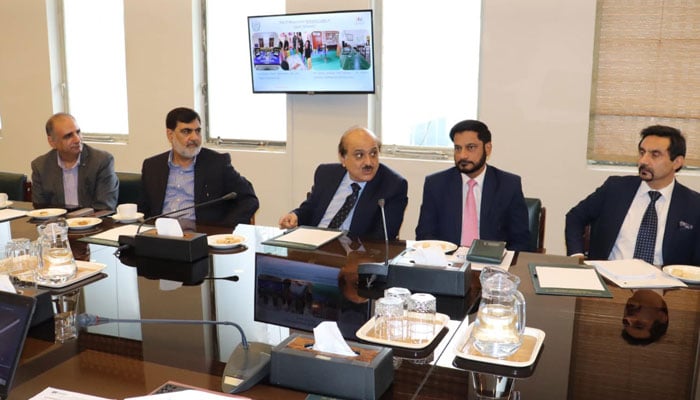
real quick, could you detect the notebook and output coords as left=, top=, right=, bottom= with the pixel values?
left=0, top=291, right=37, bottom=400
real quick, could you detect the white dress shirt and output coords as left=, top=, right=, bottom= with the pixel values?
left=609, top=180, right=674, bottom=265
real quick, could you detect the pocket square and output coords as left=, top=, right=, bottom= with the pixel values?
left=679, top=221, right=694, bottom=230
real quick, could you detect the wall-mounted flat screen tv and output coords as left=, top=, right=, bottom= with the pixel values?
left=247, top=9, right=375, bottom=94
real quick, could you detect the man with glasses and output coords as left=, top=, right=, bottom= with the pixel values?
left=31, top=112, right=119, bottom=210
left=415, top=119, right=531, bottom=251
left=278, top=126, right=408, bottom=239
left=139, top=107, right=259, bottom=227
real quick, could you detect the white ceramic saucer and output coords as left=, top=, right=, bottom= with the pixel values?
left=111, top=212, right=144, bottom=223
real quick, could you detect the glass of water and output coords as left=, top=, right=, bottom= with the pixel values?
left=374, top=296, right=405, bottom=341
left=407, top=293, right=437, bottom=344
left=4, top=238, right=37, bottom=290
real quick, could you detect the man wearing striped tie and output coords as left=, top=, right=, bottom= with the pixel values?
left=565, top=125, right=700, bottom=266
left=278, top=126, right=408, bottom=240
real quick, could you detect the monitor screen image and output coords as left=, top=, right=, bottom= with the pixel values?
left=247, top=9, right=375, bottom=94
left=254, top=253, right=371, bottom=340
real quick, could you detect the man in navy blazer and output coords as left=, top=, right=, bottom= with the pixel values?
left=139, top=107, right=259, bottom=227
left=279, top=127, right=408, bottom=239
left=566, top=125, right=700, bottom=266
left=415, top=120, right=531, bottom=251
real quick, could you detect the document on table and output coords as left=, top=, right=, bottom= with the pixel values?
left=529, top=263, right=612, bottom=297
left=0, top=208, right=27, bottom=222
left=586, top=259, right=687, bottom=289
left=29, top=387, right=114, bottom=400
left=125, top=390, right=247, bottom=399
left=261, top=226, right=344, bottom=250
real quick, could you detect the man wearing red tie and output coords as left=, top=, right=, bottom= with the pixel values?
left=415, top=119, right=531, bottom=251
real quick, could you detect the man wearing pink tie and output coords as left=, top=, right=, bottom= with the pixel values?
left=415, top=119, right=531, bottom=251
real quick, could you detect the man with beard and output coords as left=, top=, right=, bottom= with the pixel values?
left=278, top=126, right=408, bottom=239
left=31, top=112, right=119, bottom=210
left=139, top=107, right=259, bottom=227
left=415, top=119, right=530, bottom=251
left=566, top=125, right=700, bottom=265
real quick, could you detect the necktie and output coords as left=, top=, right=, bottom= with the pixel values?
left=328, top=183, right=361, bottom=229
left=633, top=191, right=662, bottom=264
left=461, top=179, right=478, bottom=246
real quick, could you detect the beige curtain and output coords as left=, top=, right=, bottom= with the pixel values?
left=589, top=0, right=700, bottom=167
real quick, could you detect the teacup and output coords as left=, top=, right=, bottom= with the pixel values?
left=117, top=203, right=137, bottom=218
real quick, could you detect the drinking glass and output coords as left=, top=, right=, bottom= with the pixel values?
left=4, top=238, right=37, bottom=290
left=407, top=293, right=437, bottom=344
left=374, top=296, right=404, bottom=341
left=384, top=287, right=411, bottom=337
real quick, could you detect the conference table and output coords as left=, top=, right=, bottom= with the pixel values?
left=6, top=207, right=700, bottom=399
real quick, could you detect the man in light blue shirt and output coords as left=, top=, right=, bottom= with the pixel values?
left=31, top=113, right=119, bottom=210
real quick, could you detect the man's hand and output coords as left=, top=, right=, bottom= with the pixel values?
left=278, top=212, right=299, bottom=229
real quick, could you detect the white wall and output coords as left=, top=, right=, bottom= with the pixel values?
left=1, top=0, right=699, bottom=256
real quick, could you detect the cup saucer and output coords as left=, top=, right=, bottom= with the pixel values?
left=111, top=212, right=144, bottom=223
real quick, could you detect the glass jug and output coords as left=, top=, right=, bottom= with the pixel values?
left=36, top=219, right=77, bottom=283
left=470, top=266, right=526, bottom=358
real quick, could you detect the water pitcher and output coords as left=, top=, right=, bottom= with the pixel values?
left=36, top=219, right=77, bottom=283
left=470, top=266, right=526, bottom=358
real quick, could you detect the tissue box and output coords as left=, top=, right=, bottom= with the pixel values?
left=134, top=229, right=208, bottom=262
left=270, top=333, right=394, bottom=400
left=388, top=261, right=471, bottom=296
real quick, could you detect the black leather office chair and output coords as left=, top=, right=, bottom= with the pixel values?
left=0, top=172, right=28, bottom=201
left=116, top=172, right=141, bottom=205
left=524, top=197, right=546, bottom=253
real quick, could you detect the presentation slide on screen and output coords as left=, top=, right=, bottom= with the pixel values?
left=248, top=10, right=374, bottom=93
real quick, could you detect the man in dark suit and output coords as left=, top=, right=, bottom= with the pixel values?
left=566, top=125, right=700, bottom=266
left=139, top=107, right=259, bottom=227
left=31, top=112, right=118, bottom=210
left=415, top=120, right=530, bottom=251
left=278, top=126, right=408, bottom=239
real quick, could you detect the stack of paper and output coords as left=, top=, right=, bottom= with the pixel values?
left=586, top=259, right=686, bottom=288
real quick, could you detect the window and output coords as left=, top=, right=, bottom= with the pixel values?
left=61, top=0, right=128, bottom=137
left=589, top=1, right=700, bottom=167
left=377, top=1, right=481, bottom=154
left=204, top=0, right=286, bottom=144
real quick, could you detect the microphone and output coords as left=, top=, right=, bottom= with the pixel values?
left=76, top=313, right=272, bottom=394
left=136, top=191, right=237, bottom=233
left=357, top=199, right=390, bottom=287
left=118, top=191, right=237, bottom=262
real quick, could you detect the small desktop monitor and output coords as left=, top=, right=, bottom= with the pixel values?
left=247, top=9, right=375, bottom=94
left=254, top=253, right=371, bottom=340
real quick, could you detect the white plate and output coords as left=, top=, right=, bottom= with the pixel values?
left=663, top=265, right=700, bottom=284
left=36, top=260, right=107, bottom=289
left=111, top=212, right=144, bottom=223
left=454, top=322, right=545, bottom=368
left=27, top=208, right=67, bottom=219
left=66, top=217, right=103, bottom=230
left=0, top=201, right=14, bottom=209
left=355, top=313, right=450, bottom=349
left=207, top=234, right=247, bottom=249
left=411, top=240, right=458, bottom=253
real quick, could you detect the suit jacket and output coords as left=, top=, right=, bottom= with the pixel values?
left=30, top=144, right=119, bottom=210
left=565, top=175, right=700, bottom=266
left=293, top=163, right=408, bottom=239
left=415, top=165, right=531, bottom=251
left=139, top=147, right=259, bottom=227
